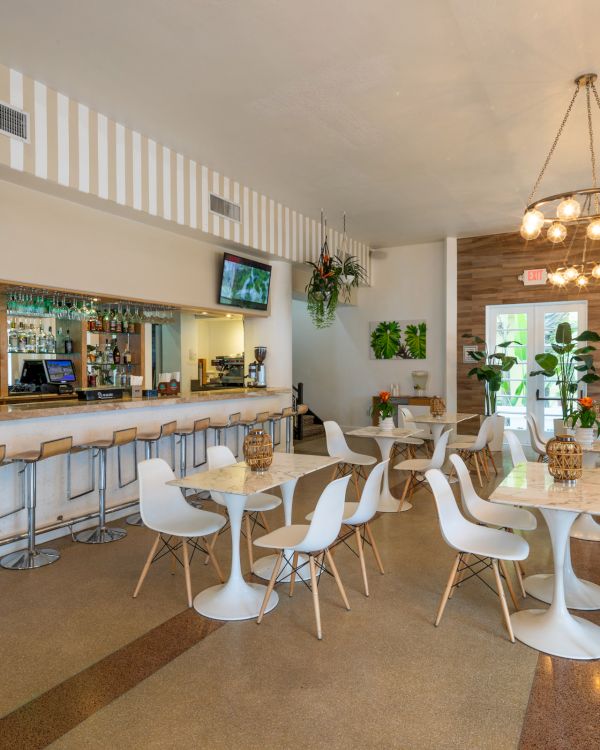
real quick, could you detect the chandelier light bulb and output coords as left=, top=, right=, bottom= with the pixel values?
left=551, top=271, right=566, bottom=286
left=547, top=221, right=567, bottom=243
left=592, top=264, right=600, bottom=279
left=556, top=197, right=582, bottom=221
left=576, top=274, right=589, bottom=287
left=522, top=209, right=545, bottom=232
left=587, top=219, right=600, bottom=240
left=564, top=266, right=580, bottom=281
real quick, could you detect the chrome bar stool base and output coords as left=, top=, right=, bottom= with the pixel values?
left=1, top=547, right=60, bottom=570
left=75, top=526, right=127, bottom=544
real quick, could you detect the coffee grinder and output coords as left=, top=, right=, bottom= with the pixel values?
left=254, top=346, right=267, bottom=388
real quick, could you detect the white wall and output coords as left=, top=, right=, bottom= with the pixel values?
left=292, top=241, right=446, bottom=427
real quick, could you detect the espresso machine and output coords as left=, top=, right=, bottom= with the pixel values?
left=247, top=346, right=267, bottom=388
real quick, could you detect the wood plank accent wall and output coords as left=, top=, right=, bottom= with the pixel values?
left=457, top=231, right=600, bottom=414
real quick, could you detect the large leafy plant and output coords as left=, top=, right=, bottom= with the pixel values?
left=462, top=333, right=520, bottom=416
left=370, top=321, right=401, bottom=359
left=529, top=322, right=600, bottom=422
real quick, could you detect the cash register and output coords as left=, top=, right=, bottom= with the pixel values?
left=10, top=359, right=77, bottom=395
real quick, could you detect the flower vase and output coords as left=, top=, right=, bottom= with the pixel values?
left=575, top=427, right=595, bottom=444
left=380, top=417, right=395, bottom=431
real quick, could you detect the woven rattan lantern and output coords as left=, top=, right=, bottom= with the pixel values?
left=243, top=428, right=273, bottom=472
left=430, top=396, right=446, bottom=418
left=547, top=434, right=583, bottom=485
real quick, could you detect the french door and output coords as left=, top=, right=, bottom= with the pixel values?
left=486, top=301, right=588, bottom=441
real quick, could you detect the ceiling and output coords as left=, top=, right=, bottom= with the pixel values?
left=2, top=0, right=600, bottom=247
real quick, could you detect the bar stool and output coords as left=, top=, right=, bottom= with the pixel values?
left=75, top=427, right=138, bottom=544
left=174, top=417, right=209, bottom=478
left=266, top=406, right=295, bottom=450
left=0, top=436, right=73, bottom=570
left=127, top=420, right=177, bottom=526
left=208, top=412, right=241, bottom=455
left=240, top=410, right=270, bottom=439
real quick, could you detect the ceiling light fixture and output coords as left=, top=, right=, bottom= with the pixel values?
left=520, top=73, right=600, bottom=287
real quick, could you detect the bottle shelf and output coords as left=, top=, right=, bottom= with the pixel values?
left=7, top=350, right=79, bottom=356
left=87, top=362, right=136, bottom=368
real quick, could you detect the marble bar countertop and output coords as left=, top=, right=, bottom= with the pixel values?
left=0, top=387, right=290, bottom=422
left=490, top=461, right=600, bottom=515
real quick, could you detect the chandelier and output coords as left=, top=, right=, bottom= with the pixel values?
left=520, top=73, right=600, bottom=288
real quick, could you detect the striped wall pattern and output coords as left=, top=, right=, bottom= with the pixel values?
left=0, top=65, right=371, bottom=280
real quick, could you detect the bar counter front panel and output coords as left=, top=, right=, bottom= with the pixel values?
left=0, top=388, right=291, bottom=555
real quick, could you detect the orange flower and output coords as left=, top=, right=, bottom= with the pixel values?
left=579, top=397, right=594, bottom=410
left=379, top=391, right=391, bottom=402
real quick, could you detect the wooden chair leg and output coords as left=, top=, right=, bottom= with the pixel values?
left=365, top=522, right=384, bottom=574
left=487, top=447, right=498, bottom=475
left=514, top=559, right=527, bottom=598
left=435, top=553, right=461, bottom=626
left=289, top=551, right=299, bottom=597
left=204, top=536, right=225, bottom=583
left=492, top=559, right=515, bottom=642
left=400, top=474, right=413, bottom=510
left=449, top=553, right=470, bottom=599
left=330, top=464, right=339, bottom=481
left=480, top=449, right=490, bottom=479
left=472, top=452, right=483, bottom=486
left=355, top=526, right=369, bottom=596
left=309, top=554, right=323, bottom=639
left=244, top=512, right=254, bottom=572
left=133, top=533, right=161, bottom=598
left=257, top=550, right=283, bottom=624
left=259, top=511, right=271, bottom=533
left=170, top=536, right=177, bottom=575
left=204, top=528, right=220, bottom=565
left=499, top=559, right=520, bottom=611
left=181, top=538, right=192, bottom=607
left=325, top=548, right=350, bottom=610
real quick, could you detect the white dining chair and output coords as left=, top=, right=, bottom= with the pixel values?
left=207, top=445, right=282, bottom=572
left=255, top=475, right=352, bottom=640
left=399, top=407, right=433, bottom=454
left=450, top=453, right=536, bottom=597
left=526, top=415, right=547, bottom=462
left=505, top=430, right=527, bottom=467
left=307, top=460, right=388, bottom=596
left=450, top=418, right=494, bottom=486
left=392, top=409, right=428, bottom=460
left=132, top=458, right=225, bottom=607
left=324, top=420, right=376, bottom=499
left=394, top=428, right=452, bottom=510
left=425, top=468, right=529, bottom=642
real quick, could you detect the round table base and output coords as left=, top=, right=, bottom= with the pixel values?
left=252, top=552, right=313, bottom=583
left=570, top=513, right=600, bottom=542
left=193, top=581, right=278, bottom=621
left=378, top=495, right=401, bottom=513
left=524, top=573, right=600, bottom=611
left=511, top=608, right=600, bottom=659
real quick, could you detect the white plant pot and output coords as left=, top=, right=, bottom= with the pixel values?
left=481, top=414, right=505, bottom=451
left=554, top=418, right=573, bottom=436
left=575, top=427, right=595, bottom=444
left=380, top=417, right=395, bottom=431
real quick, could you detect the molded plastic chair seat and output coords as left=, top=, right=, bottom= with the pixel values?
left=452, top=524, right=529, bottom=560
left=394, top=457, right=434, bottom=473
left=243, top=492, right=281, bottom=513
left=146, top=502, right=225, bottom=538
left=254, top=524, right=311, bottom=550
left=138, top=421, right=177, bottom=443
left=306, top=502, right=359, bottom=523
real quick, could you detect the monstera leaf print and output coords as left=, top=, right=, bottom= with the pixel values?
left=370, top=321, right=401, bottom=359
left=404, top=322, right=427, bottom=359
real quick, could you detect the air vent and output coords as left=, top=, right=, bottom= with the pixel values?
left=210, top=193, right=241, bottom=223
left=0, top=101, right=29, bottom=142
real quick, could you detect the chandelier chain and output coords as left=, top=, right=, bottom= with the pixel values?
left=527, top=85, right=580, bottom=206
left=586, top=83, right=598, bottom=192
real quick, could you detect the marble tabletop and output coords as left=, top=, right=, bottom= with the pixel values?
left=408, top=412, right=477, bottom=425
left=490, top=462, right=600, bottom=515
left=169, top=452, right=337, bottom=495
left=346, top=426, right=423, bottom=439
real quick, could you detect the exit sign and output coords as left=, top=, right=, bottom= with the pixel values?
left=519, top=268, right=548, bottom=286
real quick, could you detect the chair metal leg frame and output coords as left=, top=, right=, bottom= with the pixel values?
left=127, top=440, right=155, bottom=526
left=0, top=461, right=60, bottom=570
left=75, top=447, right=127, bottom=544
left=434, top=552, right=518, bottom=641
left=177, top=434, right=188, bottom=479
left=192, top=430, right=208, bottom=468
left=66, top=447, right=96, bottom=500
left=132, top=532, right=224, bottom=606
left=117, top=442, right=138, bottom=488
left=455, top=448, right=487, bottom=487
left=284, top=416, right=293, bottom=453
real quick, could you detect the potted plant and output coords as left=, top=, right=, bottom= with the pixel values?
left=462, top=333, right=521, bottom=450
left=567, top=397, right=600, bottom=443
left=529, top=322, right=600, bottom=434
left=370, top=390, right=395, bottom=430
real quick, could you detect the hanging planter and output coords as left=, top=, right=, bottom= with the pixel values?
left=305, top=212, right=367, bottom=328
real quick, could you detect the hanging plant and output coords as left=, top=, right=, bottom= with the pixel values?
left=305, top=212, right=367, bottom=328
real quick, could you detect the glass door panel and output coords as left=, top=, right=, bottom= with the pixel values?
left=489, top=307, right=530, bottom=433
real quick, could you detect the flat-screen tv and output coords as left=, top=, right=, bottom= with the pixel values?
left=219, top=253, right=272, bottom=311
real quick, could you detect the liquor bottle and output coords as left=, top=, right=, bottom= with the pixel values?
left=104, top=338, right=113, bottom=363
left=64, top=329, right=73, bottom=354
left=109, top=310, right=117, bottom=333
left=46, top=326, right=56, bottom=353
left=103, top=310, right=110, bottom=333
left=37, top=323, right=46, bottom=353
left=17, top=322, right=27, bottom=352
left=123, top=335, right=131, bottom=365
left=112, top=335, right=121, bottom=364
left=8, top=320, right=18, bottom=352
left=26, top=324, right=37, bottom=353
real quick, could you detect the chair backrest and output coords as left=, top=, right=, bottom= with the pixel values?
left=40, top=436, right=73, bottom=460
left=529, top=413, right=545, bottom=444
left=160, top=420, right=177, bottom=438
left=425, top=468, right=478, bottom=551
left=324, top=420, right=351, bottom=459
left=139, top=458, right=189, bottom=530
left=346, top=460, right=389, bottom=524
left=399, top=407, right=416, bottom=429
left=296, top=475, right=351, bottom=552
left=449, top=454, right=490, bottom=524
left=193, top=417, right=210, bottom=433
left=430, top=429, right=452, bottom=469
left=526, top=415, right=546, bottom=455
left=207, top=445, right=237, bottom=503
left=113, top=427, right=137, bottom=447
left=470, top=419, right=490, bottom=451
left=505, top=430, right=527, bottom=466
left=228, top=412, right=241, bottom=425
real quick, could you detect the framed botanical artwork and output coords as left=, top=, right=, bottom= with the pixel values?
left=463, top=344, right=480, bottom=363
left=369, top=320, right=427, bottom=360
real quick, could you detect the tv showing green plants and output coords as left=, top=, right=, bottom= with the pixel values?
left=219, top=253, right=272, bottom=311
left=369, top=320, right=427, bottom=360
